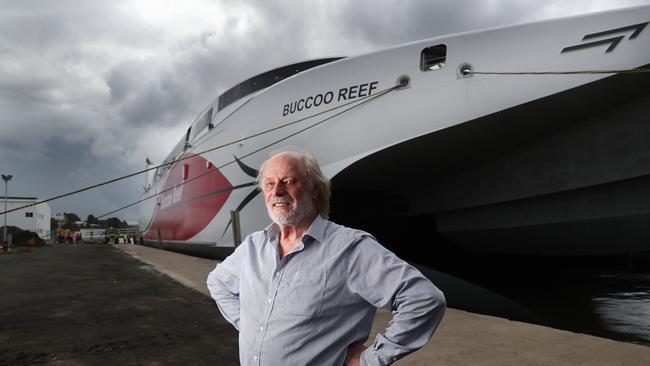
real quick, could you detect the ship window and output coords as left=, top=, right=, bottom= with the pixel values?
left=183, top=164, right=190, bottom=180
left=184, top=127, right=192, bottom=149
left=420, top=44, right=446, bottom=71
left=189, top=107, right=213, bottom=141
left=217, top=57, right=344, bottom=111
left=25, top=212, right=33, bottom=217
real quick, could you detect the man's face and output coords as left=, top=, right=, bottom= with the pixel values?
left=261, top=154, right=315, bottom=226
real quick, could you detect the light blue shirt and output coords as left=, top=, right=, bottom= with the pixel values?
left=207, top=215, right=446, bottom=365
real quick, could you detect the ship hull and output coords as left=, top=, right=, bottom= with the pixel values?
left=331, top=67, right=650, bottom=256
left=139, top=6, right=650, bottom=258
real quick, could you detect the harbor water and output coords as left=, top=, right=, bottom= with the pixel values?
left=417, top=253, right=650, bottom=347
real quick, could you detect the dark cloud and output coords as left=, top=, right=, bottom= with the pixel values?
left=335, top=0, right=541, bottom=48
left=106, top=59, right=185, bottom=126
left=1, top=1, right=126, bottom=49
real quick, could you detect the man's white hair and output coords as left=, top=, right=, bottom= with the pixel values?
left=257, top=149, right=331, bottom=219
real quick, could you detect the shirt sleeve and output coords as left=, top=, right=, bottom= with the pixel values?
left=206, top=242, right=247, bottom=331
left=347, top=236, right=446, bottom=366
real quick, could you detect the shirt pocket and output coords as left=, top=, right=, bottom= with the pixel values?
left=276, top=269, right=326, bottom=317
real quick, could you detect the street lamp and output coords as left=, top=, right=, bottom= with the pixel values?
left=2, top=174, right=12, bottom=251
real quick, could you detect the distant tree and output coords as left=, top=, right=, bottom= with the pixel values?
left=105, top=217, right=127, bottom=229
left=64, top=213, right=81, bottom=224
left=86, top=214, right=100, bottom=226
left=60, top=213, right=81, bottom=230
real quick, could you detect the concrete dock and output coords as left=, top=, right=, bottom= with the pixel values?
left=116, top=244, right=650, bottom=366
left=2, top=243, right=649, bottom=365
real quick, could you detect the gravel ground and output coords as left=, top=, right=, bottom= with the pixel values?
left=0, top=244, right=238, bottom=366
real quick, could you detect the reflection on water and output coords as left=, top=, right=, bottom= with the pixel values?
left=590, top=273, right=650, bottom=345
left=418, top=256, right=650, bottom=347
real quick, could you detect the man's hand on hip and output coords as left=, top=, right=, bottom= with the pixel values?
left=344, top=342, right=367, bottom=366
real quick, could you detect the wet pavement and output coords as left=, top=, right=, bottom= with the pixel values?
left=0, top=244, right=238, bottom=366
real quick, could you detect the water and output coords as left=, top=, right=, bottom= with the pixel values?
left=589, top=272, right=650, bottom=345
left=417, top=255, right=650, bottom=347
left=503, top=268, right=650, bottom=346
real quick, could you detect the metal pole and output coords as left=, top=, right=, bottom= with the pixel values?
left=2, top=174, right=12, bottom=251
left=3, top=178, right=7, bottom=245
left=230, top=210, right=242, bottom=247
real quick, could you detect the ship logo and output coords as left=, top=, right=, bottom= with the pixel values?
left=220, top=156, right=260, bottom=239
left=144, top=154, right=234, bottom=241
left=561, top=21, right=648, bottom=53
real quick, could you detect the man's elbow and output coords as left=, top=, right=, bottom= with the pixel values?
left=433, top=286, right=446, bottom=308
left=425, top=284, right=447, bottom=323
left=206, top=267, right=228, bottom=302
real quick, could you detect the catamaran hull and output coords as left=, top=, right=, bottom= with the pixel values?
left=332, top=67, right=650, bottom=256
left=139, top=6, right=650, bottom=258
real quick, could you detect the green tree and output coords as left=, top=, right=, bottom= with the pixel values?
left=62, top=213, right=81, bottom=230
left=105, top=217, right=127, bottom=229
left=86, top=214, right=100, bottom=226
left=64, top=213, right=81, bottom=224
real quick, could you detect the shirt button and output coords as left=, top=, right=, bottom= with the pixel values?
left=259, top=326, right=264, bottom=331
left=267, top=298, right=272, bottom=303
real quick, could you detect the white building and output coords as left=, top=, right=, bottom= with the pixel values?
left=80, top=228, right=106, bottom=242
left=2, top=197, right=51, bottom=239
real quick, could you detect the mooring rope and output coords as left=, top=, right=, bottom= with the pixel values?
left=96, top=84, right=400, bottom=221
left=465, top=67, right=650, bottom=76
left=1, top=83, right=399, bottom=217
left=6, top=65, right=650, bottom=221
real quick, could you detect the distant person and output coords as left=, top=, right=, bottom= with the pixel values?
left=207, top=150, right=446, bottom=365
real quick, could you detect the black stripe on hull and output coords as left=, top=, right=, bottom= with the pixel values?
left=141, top=240, right=234, bottom=260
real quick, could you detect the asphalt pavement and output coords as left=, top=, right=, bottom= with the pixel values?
left=0, top=243, right=238, bottom=366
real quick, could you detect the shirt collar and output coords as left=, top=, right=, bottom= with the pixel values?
left=264, top=222, right=280, bottom=240
left=263, top=215, right=327, bottom=243
left=303, top=215, right=327, bottom=243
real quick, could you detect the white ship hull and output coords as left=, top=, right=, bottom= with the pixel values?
left=140, top=6, right=650, bottom=257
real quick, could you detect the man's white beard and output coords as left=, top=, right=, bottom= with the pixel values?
left=267, top=195, right=315, bottom=226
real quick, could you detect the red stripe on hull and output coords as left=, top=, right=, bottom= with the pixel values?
left=144, top=154, right=232, bottom=241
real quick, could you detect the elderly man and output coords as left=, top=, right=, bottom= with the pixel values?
left=207, top=150, right=445, bottom=366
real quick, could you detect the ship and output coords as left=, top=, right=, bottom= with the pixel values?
left=139, top=5, right=650, bottom=260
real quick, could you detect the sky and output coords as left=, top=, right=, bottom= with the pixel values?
left=1, top=0, right=649, bottom=224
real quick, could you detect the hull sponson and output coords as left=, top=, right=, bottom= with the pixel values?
left=139, top=6, right=650, bottom=258
left=140, top=240, right=235, bottom=259
left=330, top=65, right=650, bottom=255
